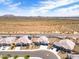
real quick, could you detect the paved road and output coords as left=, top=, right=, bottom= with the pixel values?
left=0, top=50, right=59, bottom=59
left=0, top=34, right=79, bottom=38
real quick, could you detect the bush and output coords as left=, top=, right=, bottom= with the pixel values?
left=24, top=55, right=30, bottom=59
left=2, top=55, right=8, bottom=59
left=13, top=55, right=19, bottom=59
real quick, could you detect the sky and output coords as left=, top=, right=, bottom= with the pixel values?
left=0, top=0, right=79, bottom=16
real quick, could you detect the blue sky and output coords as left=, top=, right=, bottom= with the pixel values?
left=0, top=0, right=79, bottom=16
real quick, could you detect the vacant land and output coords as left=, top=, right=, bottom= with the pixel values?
left=0, top=16, right=79, bottom=34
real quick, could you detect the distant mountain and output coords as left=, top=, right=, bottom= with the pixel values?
left=2, top=14, right=15, bottom=17
left=0, top=15, right=79, bottom=20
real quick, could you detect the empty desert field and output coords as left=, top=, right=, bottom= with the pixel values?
left=0, top=17, right=79, bottom=34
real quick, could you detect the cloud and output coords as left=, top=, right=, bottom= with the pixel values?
left=0, top=0, right=21, bottom=10
left=0, top=0, right=6, bottom=3
left=27, top=0, right=79, bottom=16
left=8, top=2, right=21, bottom=10
left=0, top=0, right=11, bottom=4
left=0, top=0, right=22, bottom=16
left=0, top=0, right=79, bottom=16
left=51, top=8, right=79, bottom=17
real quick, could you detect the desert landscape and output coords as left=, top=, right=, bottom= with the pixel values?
left=0, top=0, right=79, bottom=59
left=0, top=16, right=79, bottom=34
left=0, top=16, right=79, bottom=59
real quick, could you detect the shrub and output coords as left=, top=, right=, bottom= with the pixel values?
left=13, top=55, right=19, bottom=59
left=24, top=55, right=30, bottom=59
left=2, top=55, right=8, bottom=59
